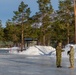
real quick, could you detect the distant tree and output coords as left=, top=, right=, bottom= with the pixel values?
left=4, top=19, right=20, bottom=45
left=0, top=20, right=4, bottom=41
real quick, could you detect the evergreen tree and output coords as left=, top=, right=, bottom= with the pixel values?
left=0, top=20, right=4, bottom=41
left=4, top=19, right=20, bottom=45
left=53, top=0, right=74, bottom=44
left=13, top=1, right=31, bottom=50
left=37, top=0, right=53, bottom=45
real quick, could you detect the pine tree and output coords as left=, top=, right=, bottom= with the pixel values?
left=0, top=20, right=4, bottom=41
left=57, top=0, right=74, bottom=44
left=37, top=0, right=53, bottom=45
left=12, top=1, right=31, bottom=51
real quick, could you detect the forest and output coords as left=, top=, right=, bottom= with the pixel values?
left=0, top=0, right=75, bottom=47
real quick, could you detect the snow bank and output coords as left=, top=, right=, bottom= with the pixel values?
left=9, top=47, right=20, bottom=54
left=18, top=44, right=76, bottom=58
left=0, top=47, right=20, bottom=50
left=19, top=45, right=56, bottom=56
left=62, top=44, right=76, bottom=58
left=0, top=48, right=10, bottom=50
left=9, top=44, right=76, bottom=58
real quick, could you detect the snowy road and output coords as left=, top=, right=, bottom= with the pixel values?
left=0, top=54, right=76, bottom=75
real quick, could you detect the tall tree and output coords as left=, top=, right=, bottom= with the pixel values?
left=37, top=0, right=53, bottom=45
left=13, top=1, right=31, bottom=51
left=74, top=0, right=76, bottom=43
left=57, top=0, right=74, bottom=44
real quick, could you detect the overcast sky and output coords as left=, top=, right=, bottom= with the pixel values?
left=0, top=0, right=58, bottom=27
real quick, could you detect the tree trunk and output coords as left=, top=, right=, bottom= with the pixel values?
left=67, top=23, right=69, bottom=44
left=74, top=0, right=76, bottom=44
left=43, top=34, right=46, bottom=46
left=21, top=13, right=24, bottom=51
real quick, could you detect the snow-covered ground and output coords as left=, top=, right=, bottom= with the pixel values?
left=0, top=45, right=76, bottom=75
left=0, top=47, right=20, bottom=51
left=0, top=54, right=76, bottom=75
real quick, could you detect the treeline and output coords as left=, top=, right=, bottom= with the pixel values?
left=0, top=0, right=75, bottom=47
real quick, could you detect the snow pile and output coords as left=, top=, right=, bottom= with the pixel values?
left=62, top=44, right=76, bottom=58
left=9, top=47, right=20, bottom=54
left=9, top=44, right=76, bottom=58
left=19, top=45, right=56, bottom=56
left=0, top=48, right=10, bottom=50
left=18, top=44, right=76, bottom=58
